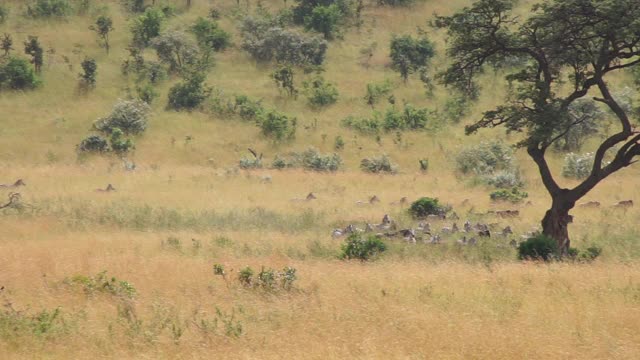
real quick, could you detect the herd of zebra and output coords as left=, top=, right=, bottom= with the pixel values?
left=331, top=213, right=525, bottom=246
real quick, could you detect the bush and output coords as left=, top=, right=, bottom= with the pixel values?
left=26, top=0, right=72, bottom=18
left=562, top=152, right=594, bottom=179
left=136, top=83, right=158, bottom=104
left=360, top=154, right=397, bottom=174
left=299, top=148, right=341, bottom=171
left=239, top=156, right=263, bottom=169
left=456, top=140, right=515, bottom=176
left=304, top=4, right=342, bottom=39
left=271, top=148, right=342, bottom=171
left=409, top=197, right=447, bottom=219
left=518, top=235, right=559, bottom=262
left=78, top=135, right=109, bottom=153
left=240, top=16, right=327, bottom=66
left=442, top=95, right=470, bottom=123
left=485, top=170, right=523, bottom=188
left=78, top=57, right=97, bottom=89
left=0, top=57, right=40, bottom=90
left=131, top=7, right=165, bottom=47
left=191, top=17, right=231, bottom=52
left=271, top=65, right=298, bottom=98
left=167, top=72, right=211, bottom=111
left=94, top=99, right=150, bottom=135
left=304, top=76, right=338, bottom=107
left=363, top=81, right=393, bottom=108
left=64, top=270, right=136, bottom=298
left=334, top=135, right=345, bottom=150
left=389, top=34, right=435, bottom=82
left=342, top=103, right=434, bottom=134
left=340, top=233, right=387, bottom=261
left=490, top=187, right=528, bottom=203
left=152, top=31, right=200, bottom=73
left=234, top=95, right=264, bottom=121
left=0, top=4, right=8, bottom=25
left=228, top=265, right=298, bottom=291
left=258, top=109, right=297, bottom=141
left=109, top=128, right=135, bottom=154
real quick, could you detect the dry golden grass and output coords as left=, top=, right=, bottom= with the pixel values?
left=1, top=0, right=640, bottom=358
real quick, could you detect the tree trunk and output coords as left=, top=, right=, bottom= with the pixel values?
left=541, top=197, right=574, bottom=255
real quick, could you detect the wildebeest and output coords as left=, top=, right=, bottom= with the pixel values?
left=291, top=192, right=317, bottom=202
left=96, top=184, right=116, bottom=192
left=579, top=201, right=600, bottom=208
left=496, top=210, right=519, bottom=218
left=613, top=200, right=633, bottom=209
left=0, top=192, right=21, bottom=209
left=0, top=179, right=25, bottom=188
left=390, top=197, right=408, bottom=206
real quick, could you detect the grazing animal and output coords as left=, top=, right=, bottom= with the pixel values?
left=96, top=184, right=116, bottom=192
left=331, top=224, right=358, bottom=239
left=260, top=175, right=272, bottom=183
left=496, top=210, right=519, bottom=218
left=464, top=221, right=472, bottom=233
left=441, top=226, right=452, bottom=234
left=613, top=200, right=634, bottom=209
left=381, top=214, right=392, bottom=225
left=450, top=212, right=460, bottom=220
left=390, top=197, right=408, bottom=206
left=291, top=193, right=316, bottom=202
left=417, top=221, right=431, bottom=234
left=456, top=236, right=467, bottom=245
left=369, top=195, right=380, bottom=204
left=426, top=214, right=445, bottom=221
left=428, top=234, right=441, bottom=244
left=0, top=179, right=25, bottom=188
left=467, top=237, right=478, bottom=246
left=365, top=223, right=375, bottom=232
left=501, top=226, right=513, bottom=237
left=579, top=201, right=600, bottom=208
left=509, top=239, right=518, bottom=248
left=452, top=223, right=459, bottom=233
left=0, top=192, right=21, bottom=209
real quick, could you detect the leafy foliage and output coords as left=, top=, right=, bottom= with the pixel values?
left=221, top=264, right=298, bottom=291
left=389, top=34, right=435, bottom=82
left=191, top=17, right=231, bottom=52
left=303, top=76, right=338, bottom=107
left=152, top=30, right=200, bottom=73
left=363, top=80, right=393, bottom=108
left=0, top=4, right=8, bottom=25
left=78, top=57, right=97, bottom=89
left=271, top=65, right=298, bottom=98
left=360, top=154, right=398, bottom=174
left=304, top=4, right=342, bottom=40
left=240, top=15, right=327, bottom=66
left=490, top=187, right=528, bottom=203
left=0, top=57, right=40, bottom=90
left=94, top=99, right=150, bottom=135
left=24, top=36, right=43, bottom=74
left=456, top=140, right=516, bottom=176
left=131, top=7, right=165, bottom=47
left=26, top=0, right=72, bottom=18
left=64, top=270, right=137, bottom=298
left=258, top=109, right=297, bottom=141
left=167, top=72, right=211, bottom=111
left=518, top=235, right=559, bottom=262
left=562, top=152, right=595, bottom=180
left=90, top=15, right=114, bottom=54
left=77, top=135, right=109, bottom=153
left=409, top=197, right=448, bottom=219
left=271, top=148, right=342, bottom=171
left=340, top=233, right=387, bottom=261
left=342, top=103, right=435, bottom=134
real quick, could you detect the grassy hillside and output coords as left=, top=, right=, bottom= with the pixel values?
left=0, top=0, right=639, bottom=358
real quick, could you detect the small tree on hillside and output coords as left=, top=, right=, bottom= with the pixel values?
left=271, top=65, right=297, bottom=98
left=24, top=36, right=44, bottom=74
left=79, top=57, right=97, bottom=90
left=131, top=7, right=165, bottom=47
left=1, top=33, right=12, bottom=57
left=389, top=34, right=434, bottom=82
left=436, top=0, right=640, bottom=254
left=90, top=15, right=114, bottom=54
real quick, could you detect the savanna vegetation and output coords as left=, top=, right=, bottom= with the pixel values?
left=0, top=0, right=639, bottom=358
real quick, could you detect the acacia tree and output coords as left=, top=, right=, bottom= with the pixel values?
left=436, top=0, right=640, bottom=254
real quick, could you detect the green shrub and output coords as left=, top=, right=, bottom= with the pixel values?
left=360, top=154, right=398, bottom=174
left=109, top=128, right=135, bottom=154
left=239, top=156, right=263, bottom=169
left=94, top=99, right=150, bottom=135
left=334, top=135, right=345, bottom=150
left=271, top=65, right=298, bottom=98
left=485, top=170, right=523, bottom=188
left=304, top=76, right=338, bottom=107
left=271, top=148, right=342, bottom=171
left=0, top=57, right=40, bottom=90
left=409, top=197, right=447, bottom=219
left=258, top=109, right=297, bottom=141
left=419, top=158, right=429, bottom=172
left=341, top=115, right=381, bottom=135
left=136, top=83, right=158, bottom=104
left=517, top=235, right=559, bottom=262
left=240, top=15, right=327, bottom=66
left=562, top=152, right=594, bottom=179
left=131, top=7, right=165, bottom=47
left=490, top=187, right=528, bottom=203
left=364, top=80, right=393, bottom=108
left=442, top=95, right=470, bottom=123
left=77, top=135, right=109, bottom=153
left=167, top=72, right=211, bottom=111
left=64, top=270, right=137, bottom=298
left=0, top=4, right=9, bottom=24
left=152, top=30, right=200, bottom=73
left=233, top=265, right=298, bottom=291
left=340, top=233, right=387, bottom=261
left=342, top=104, right=433, bottom=134
left=456, top=140, right=516, bottom=176
left=26, top=0, right=72, bottom=18
left=304, top=4, right=342, bottom=39
left=191, top=17, right=231, bottom=52
left=389, top=34, right=435, bottom=82
left=377, top=0, right=415, bottom=6
left=78, top=57, right=97, bottom=89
